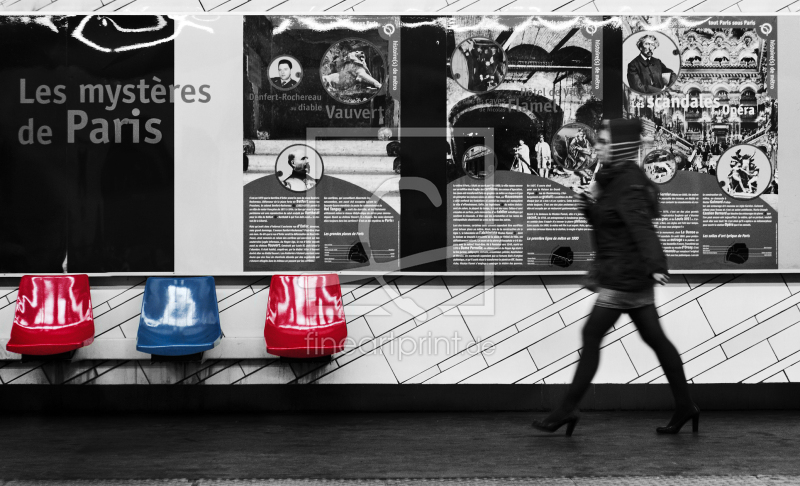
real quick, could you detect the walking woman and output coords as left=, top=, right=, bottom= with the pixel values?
left=532, top=118, right=698, bottom=437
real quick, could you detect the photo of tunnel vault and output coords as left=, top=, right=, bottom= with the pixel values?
left=446, top=16, right=603, bottom=191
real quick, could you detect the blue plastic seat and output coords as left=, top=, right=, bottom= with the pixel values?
left=136, top=277, right=222, bottom=356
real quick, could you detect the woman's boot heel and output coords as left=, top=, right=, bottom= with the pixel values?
left=656, top=404, right=700, bottom=434
left=565, top=417, right=579, bottom=437
left=532, top=414, right=580, bottom=437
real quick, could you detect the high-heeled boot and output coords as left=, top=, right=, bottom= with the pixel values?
left=531, top=414, right=580, bottom=437
left=656, top=404, right=700, bottom=434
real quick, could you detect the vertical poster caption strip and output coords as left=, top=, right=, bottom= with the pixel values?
left=243, top=16, right=401, bottom=273
left=445, top=15, right=604, bottom=273
left=622, top=15, right=778, bottom=270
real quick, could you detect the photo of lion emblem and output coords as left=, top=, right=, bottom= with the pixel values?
left=320, top=39, right=385, bottom=104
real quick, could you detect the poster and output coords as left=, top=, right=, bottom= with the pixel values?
left=242, top=16, right=401, bottom=272
left=444, top=16, right=604, bottom=272
left=622, top=15, right=779, bottom=269
left=0, top=15, right=175, bottom=273
left=0, top=14, right=792, bottom=276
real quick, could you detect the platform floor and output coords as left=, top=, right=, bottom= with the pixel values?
left=0, top=479, right=799, bottom=485
left=0, top=412, right=798, bottom=483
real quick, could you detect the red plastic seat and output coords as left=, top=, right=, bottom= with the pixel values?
left=264, top=274, right=347, bottom=358
left=6, top=275, right=95, bottom=355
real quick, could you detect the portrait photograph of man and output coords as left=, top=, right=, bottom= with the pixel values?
left=268, top=55, right=302, bottom=90
left=624, top=32, right=680, bottom=95
left=275, top=145, right=324, bottom=192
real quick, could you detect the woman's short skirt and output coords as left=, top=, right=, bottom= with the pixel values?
left=595, top=285, right=655, bottom=309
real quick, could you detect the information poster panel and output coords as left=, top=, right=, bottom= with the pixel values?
left=621, top=15, right=779, bottom=270
left=0, top=15, right=175, bottom=274
left=0, top=14, right=791, bottom=276
left=445, top=16, right=604, bottom=272
left=242, top=16, right=401, bottom=272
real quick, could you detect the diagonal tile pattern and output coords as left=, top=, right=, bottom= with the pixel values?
left=1, top=271, right=799, bottom=384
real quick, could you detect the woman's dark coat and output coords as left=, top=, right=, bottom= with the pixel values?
left=583, top=161, right=669, bottom=291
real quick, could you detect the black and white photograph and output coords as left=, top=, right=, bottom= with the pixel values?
left=268, top=54, right=302, bottom=90
left=716, top=143, right=773, bottom=199
left=643, top=148, right=678, bottom=184
left=450, top=36, right=507, bottom=93
left=623, top=30, right=681, bottom=95
left=622, top=16, right=779, bottom=205
left=275, top=144, right=324, bottom=192
left=550, top=122, right=600, bottom=187
left=462, top=144, right=497, bottom=179
left=446, top=16, right=603, bottom=188
left=320, top=38, right=385, bottom=105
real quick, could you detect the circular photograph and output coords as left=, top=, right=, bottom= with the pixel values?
left=622, top=31, right=681, bottom=95
left=643, top=149, right=677, bottom=184
left=320, top=38, right=385, bottom=105
left=462, top=145, right=497, bottom=180
left=551, top=123, right=598, bottom=174
left=268, top=55, right=303, bottom=91
left=450, top=37, right=507, bottom=93
left=716, top=144, right=773, bottom=200
left=275, top=144, right=324, bottom=192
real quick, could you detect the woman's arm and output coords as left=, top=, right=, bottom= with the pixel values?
left=616, top=182, right=669, bottom=276
left=578, top=191, right=595, bottom=224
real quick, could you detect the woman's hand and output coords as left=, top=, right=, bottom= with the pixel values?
left=652, top=273, right=669, bottom=285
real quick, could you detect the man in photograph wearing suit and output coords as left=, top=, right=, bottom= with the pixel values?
left=627, top=34, right=676, bottom=94
left=281, top=154, right=319, bottom=191
left=271, top=58, right=298, bottom=89
left=460, top=39, right=478, bottom=90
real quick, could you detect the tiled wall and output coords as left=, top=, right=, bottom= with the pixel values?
left=1, top=0, right=798, bottom=386
left=2, top=274, right=800, bottom=384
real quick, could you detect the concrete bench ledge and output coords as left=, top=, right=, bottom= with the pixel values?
left=0, top=338, right=276, bottom=361
left=201, top=337, right=275, bottom=360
